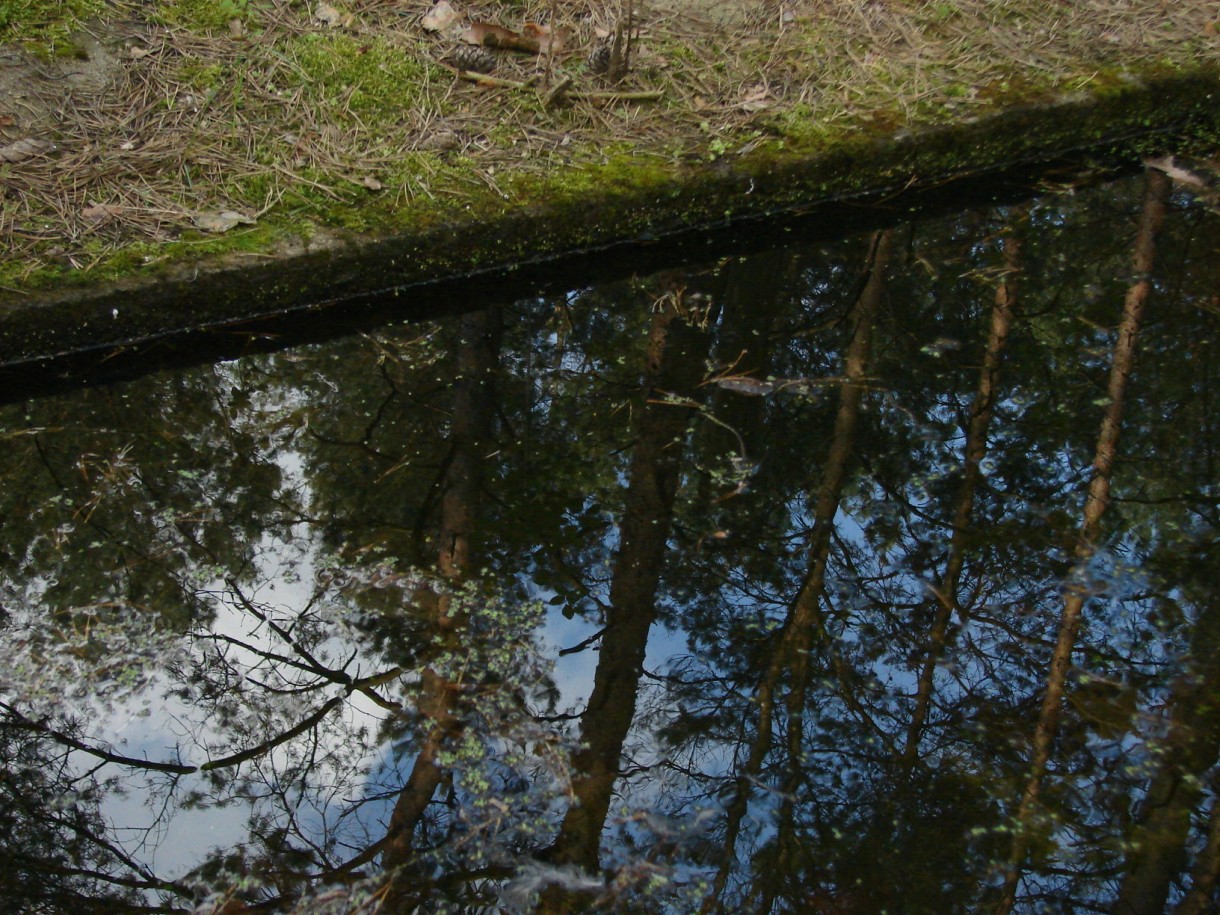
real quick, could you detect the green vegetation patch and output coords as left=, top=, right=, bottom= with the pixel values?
left=1, top=0, right=1218, bottom=303
left=0, top=0, right=104, bottom=47
left=288, top=32, right=443, bottom=116
left=152, top=0, right=260, bottom=32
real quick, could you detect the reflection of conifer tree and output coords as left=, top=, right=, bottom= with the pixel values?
left=6, top=163, right=1220, bottom=915
left=539, top=280, right=713, bottom=910
left=705, top=229, right=892, bottom=913
left=0, top=723, right=176, bottom=912
left=0, top=370, right=289, bottom=624
left=1114, top=538, right=1220, bottom=914
left=698, top=250, right=801, bottom=468
left=1176, top=791, right=1220, bottom=915
left=900, top=209, right=1024, bottom=767
left=994, top=168, right=1171, bottom=913
left=381, top=309, right=502, bottom=876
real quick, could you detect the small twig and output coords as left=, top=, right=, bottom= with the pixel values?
left=543, top=75, right=573, bottom=109
left=545, top=0, right=558, bottom=89
left=267, top=161, right=343, bottom=200
left=623, top=0, right=635, bottom=81
left=474, top=167, right=508, bottom=199
left=452, top=69, right=529, bottom=89
left=452, top=67, right=660, bottom=103
left=570, top=88, right=664, bottom=102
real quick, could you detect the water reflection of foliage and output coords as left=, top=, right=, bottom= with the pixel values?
left=1, top=166, right=1219, bottom=913
left=0, top=569, right=567, bottom=913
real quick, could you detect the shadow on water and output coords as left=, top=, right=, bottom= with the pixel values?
left=0, top=153, right=1146, bottom=407
left=1, top=159, right=1218, bottom=914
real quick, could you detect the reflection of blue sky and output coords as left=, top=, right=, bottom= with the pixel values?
left=2, top=172, right=1216, bottom=911
left=0, top=436, right=409, bottom=893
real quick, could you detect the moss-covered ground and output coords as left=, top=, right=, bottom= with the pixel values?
left=0, top=0, right=1217, bottom=304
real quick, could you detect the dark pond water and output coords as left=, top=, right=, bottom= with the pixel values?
left=2, top=162, right=1218, bottom=915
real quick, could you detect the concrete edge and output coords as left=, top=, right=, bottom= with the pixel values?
left=1, top=68, right=1217, bottom=372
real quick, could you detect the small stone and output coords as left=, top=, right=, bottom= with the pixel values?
left=418, top=129, right=461, bottom=152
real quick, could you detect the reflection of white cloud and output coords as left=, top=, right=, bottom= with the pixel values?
left=0, top=480, right=412, bottom=894
left=542, top=605, right=601, bottom=713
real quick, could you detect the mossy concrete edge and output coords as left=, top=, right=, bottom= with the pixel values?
left=2, top=69, right=1217, bottom=372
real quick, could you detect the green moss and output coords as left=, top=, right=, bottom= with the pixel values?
left=761, top=103, right=838, bottom=153
left=180, top=60, right=226, bottom=92
left=153, top=0, right=258, bottom=32
left=0, top=0, right=103, bottom=49
left=287, top=33, right=445, bottom=118
left=2, top=0, right=1218, bottom=312
left=11, top=69, right=1218, bottom=299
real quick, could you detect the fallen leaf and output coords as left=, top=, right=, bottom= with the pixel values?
left=0, top=115, right=16, bottom=128
left=82, top=204, right=123, bottom=224
left=462, top=21, right=540, bottom=54
left=344, top=174, right=383, bottom=190
left=193, top=211, right=257, bottom=233
left=739, top=83, right=774, bottom=112
left=523, top=22, right=571, bottom=55
left=314, top=2, right=342, bottom=27
left=463, top=21, right=526, bottom=48
left=715, top=375, right=829, bottom=398
left=1145, top=156, right=1209, bottom=188
left=422, top=0, right=462, bottom=32
left=0, top=137, right=56, bottom=163
left=715, top=377, right=775, bottom=396
left=1204, top=21, right=1217, bottom=36
left=418, top=129, right=461, bottom=151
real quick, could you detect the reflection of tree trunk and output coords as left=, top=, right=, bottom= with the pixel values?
left=1174, top=791, right=1220, bottom=915
left=900, top=214, right=1022, bottom=768
left=539, top=289, right=710, bottom=908
left=706, top=230, right=892, bottom=914
left=994, top=169, right=1170, bottom=914
left=435, top=310, right=500, bottom=581
left=704, top=250, right=799, bottom=462
left=382, top=309, right=501, bottom=874
left=1116, top=588, right=1220, bottom=914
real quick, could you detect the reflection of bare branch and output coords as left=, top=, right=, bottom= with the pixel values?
left=202, top=631, right=336, bottom=687
left=200, top=695, right=345, bottom=772
left=220, top=577, right=402, bottom=710
left=2, top=701, right=195, bottom=774
left=225, top=577, right=343, bottom=678
left=4, top=755, right=189, bottom=903
left=557, top=626, right=606, bottom=656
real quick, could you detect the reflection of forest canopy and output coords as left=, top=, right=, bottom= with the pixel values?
left=0, top=166, right=1217, bottom=913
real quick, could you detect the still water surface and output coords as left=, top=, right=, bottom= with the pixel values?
left=2, top=164, right=1218, bottom=914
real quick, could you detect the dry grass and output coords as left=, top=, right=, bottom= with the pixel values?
left=0, top=0, right=1216, bottom=289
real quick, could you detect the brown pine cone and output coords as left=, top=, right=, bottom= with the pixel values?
left=446, top=44, right=496, bottom=74
left=587, top=35, right=613, bottom=75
